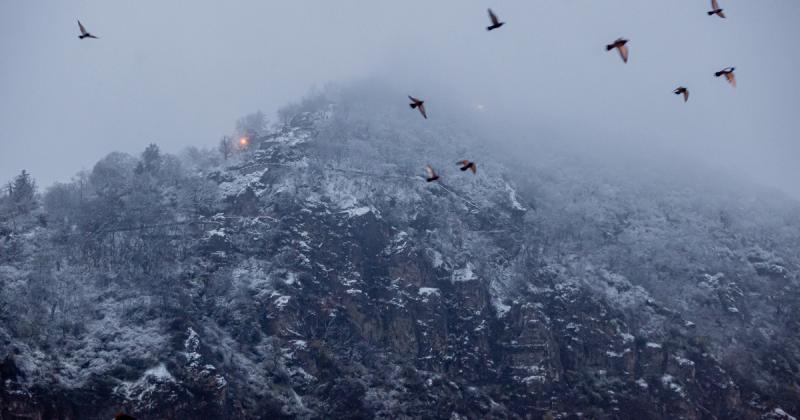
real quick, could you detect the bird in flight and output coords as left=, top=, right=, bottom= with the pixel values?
left=673, top=87, right=689, bottom=102
left=606, top=38, right=629, bottom=63
left=424, top=165, right=440, bottom=182
left=408, top=95, right=427, bottom=119
left=77, top=20, right=99, bottom=39
left=707, top=0, right=726, bottom=18
left=715, top=67, right=736, bottom=87
left=457, top=160, right=477, bottom=174
left=486, top=9, right=505, bottom=31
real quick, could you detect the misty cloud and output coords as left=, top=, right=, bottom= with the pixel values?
left=1, top=1, right=799, bottom=198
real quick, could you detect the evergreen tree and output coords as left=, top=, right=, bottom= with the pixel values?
left=9, top=170, right=37, bottom=214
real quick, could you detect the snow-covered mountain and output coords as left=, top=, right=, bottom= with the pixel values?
left=1, top=85, right=798, bottom=419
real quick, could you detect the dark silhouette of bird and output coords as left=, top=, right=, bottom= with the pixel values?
left=674, top=87, right=689, bottom=102
left=457, top=160, right=477, bottom=174
left=715, top=67, right=736, bottom=87
left=424, top=165, right=439, bottom=182
left=113, top=413, right=136, bottom=420
left=77, top=20, right=99, bottom=39
left=707, top=0, right=726, bottom=18
left=606, top=38, right=629, bottom=63
left=408, top=95, right=427, bottom=119
left=486, top=9, right=505, bottom=31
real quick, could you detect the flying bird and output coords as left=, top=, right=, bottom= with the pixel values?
left=457, top=160, right=477, bottom=174
left=606, top=38, right=629, bottom=63
left=673, top=87, right=689, bottom=102
left=77, top=20, right=99, bottom=39
left=408, top=95, right=427, bottom=119
left=486, top=9, right=505, bottom=31
left=707, top=0, right=726, bottom=18
left=715, top=67, right=736, bottom=87
left=424, top=165, right=440, bottom=182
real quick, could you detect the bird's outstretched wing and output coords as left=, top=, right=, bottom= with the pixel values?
left=418, top=103, right=427, bottom=119
left=78, top=20, right=88, bottom=35
left=408, top=95, right=420, bottom=104
left=457, top=160, right=469, bottom=166
left=711, top=0, right=720, bottom=11
left=726, top=72, right=736, bottom=87
left=469, top=164, right=477, bottom=174
left=717, top=10, right=726, bottom=18
left=425, top=165, right=437, bottom=179
left=617, top=44, right=629, bottom=63
left=488, top=9, right=499, bottom=25
left=682, top=89, right=689, bottom=102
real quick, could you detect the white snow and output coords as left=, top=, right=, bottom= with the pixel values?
left=341, top=277, right=359, bottom=287
left=218, top=168, right=268, bottom=198
left=418, top=287, right=440, bottom=297
left=284, top=272, right=298, bottom=285
left=205, top=228, right=226, bottom=238
left=183, top=327, right=204, bottom=369
left=430, top=250, right=444, bottom=268
left=115, top=363, right=176, bottom=404
left=492, top=298, right=511, bottom=318
left=143, top=364, right=174, bottom=381
left=521, top=375, right=546, bottom=384
left=451, top=263, right=478, bottom=282
left=341, top=206, right=375, bottom=218
left=660, top=375, right=686, bottom=397
left=774, top=408, right=797, bottom=420
left=273, top=294, right=291, bottom=309
left=504, top=182, right=527, bottom=211
left=383, top=231, right=409, bottom=255
left=646, top=342, right=662, bottom=349
left=291, top=340, right=308, bottom=350
left=636, top=378, right=649, bottom=389
left=592, top=269, right=652, bottom=309
left=699, top=272, right=725, bottom=289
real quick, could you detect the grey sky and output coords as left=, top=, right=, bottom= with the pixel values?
left=1, top=1, right=799, bottom=196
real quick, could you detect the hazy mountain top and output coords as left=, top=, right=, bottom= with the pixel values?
left=1, top=83, right=798, bottom=418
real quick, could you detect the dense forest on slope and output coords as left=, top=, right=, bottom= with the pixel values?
left=1, top=85, right=798, bottom=419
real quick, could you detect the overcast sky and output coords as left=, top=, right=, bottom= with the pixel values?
left=1, top=1, right=799, bottom=197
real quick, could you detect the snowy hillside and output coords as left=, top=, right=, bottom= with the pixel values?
left=1, top=85, right=799, bottom=419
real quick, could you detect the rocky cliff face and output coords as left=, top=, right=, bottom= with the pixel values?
left=1, top=88, right=799, bottom=419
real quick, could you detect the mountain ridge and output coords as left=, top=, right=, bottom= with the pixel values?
left=1, top=85, right=798, bottom=419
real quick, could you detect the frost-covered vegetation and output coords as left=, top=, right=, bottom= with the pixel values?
left=1, top=83, right=799, bottom=419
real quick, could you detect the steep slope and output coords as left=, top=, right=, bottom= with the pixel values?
left=1, top=86, right=799, bottom=419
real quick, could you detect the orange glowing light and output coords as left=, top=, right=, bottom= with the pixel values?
left=239, top=137, right=249, bottom=146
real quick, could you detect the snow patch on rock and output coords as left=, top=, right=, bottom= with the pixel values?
left=452, top=263, right=478, bottom=283
left=505, top=182, right=527, bottom=211
left=418, top=287, right=440, bottom=297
